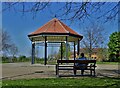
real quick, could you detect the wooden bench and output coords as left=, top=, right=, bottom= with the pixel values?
left=56, top=60, right=97, bottom=77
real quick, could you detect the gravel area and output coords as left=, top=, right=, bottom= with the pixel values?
left=2, top=62, right=120, bottom=80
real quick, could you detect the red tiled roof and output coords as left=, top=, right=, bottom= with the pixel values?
left=29, top=18, right=82, bottom=37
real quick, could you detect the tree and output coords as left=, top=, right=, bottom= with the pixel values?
left=108, top=32, right=120, bottom=62
left=2, top=2, right=118, bottom=22
left=81, top=24, right=106, bottom=58
left=1, top=30, right=18, bottom=58
left=35, top=46, right=39, bottom=58
left=2, top=30, right=13, bottom=56
left=10, top=44, right=18, bottom=58
left=58, top=43, right=71, bottom=59
left=97, top=48, right=108, bottom=61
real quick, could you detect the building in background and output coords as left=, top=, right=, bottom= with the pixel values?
left=70, top=48, right=108, bottom=61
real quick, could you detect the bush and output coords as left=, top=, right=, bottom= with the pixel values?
left=18, top=56, right=30, bottom=62
left=2, top=56, right=9, bottom=63
left=12, top=57, right=18, bottom=62
left=108, top=54, right=119, bottom=62
left=35, top=58, right=44, bottom=63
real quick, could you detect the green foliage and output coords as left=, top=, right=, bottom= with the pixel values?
left=18, top=56, right=30, bottom=62
left=0, top=81, right=1, bottom=88
left=2, top=56, right=30, bottom=63
left=12, top=56, right=17, bottom=62
left=35, top=58, right=44, bottom=64
left=2, top=78, right=120, bottom=87
left=2, top=56, right=9, bottom=63
left=108, top=32, right=120, bottom=62
left=97, top=48, right=109, bottom=61
left=58, top=43, right=71, bottom=59
left=96, top=61, right=118, bottom=65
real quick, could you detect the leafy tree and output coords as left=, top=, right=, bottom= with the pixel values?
left=58, top=43, right=71, bottom=59
left=19, top=55, right=27, bottom=62
left=97, top=48, right=108, bottom=61
left=108, top=32, right=120, bottom=62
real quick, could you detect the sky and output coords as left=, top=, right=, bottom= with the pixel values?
left=2, top=2, right=118, bottom=57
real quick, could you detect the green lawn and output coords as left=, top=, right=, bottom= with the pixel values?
left=96, top=61, right=118, bottom=65
left=2, top=77, right=120, bottom=88
left=2, top=58, right=119, bottom=65
left=0, top=81, right=2, bottom=88
left=36, top=60, right=119, bottom=65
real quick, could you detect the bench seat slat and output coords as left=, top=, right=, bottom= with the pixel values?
left=58, top=68, right=95, bottom=70
left=58, top=66, right=74, bottom=67
left=58, top=68, right=74, bottom=70
left=57, top=60, right=96, bottom=63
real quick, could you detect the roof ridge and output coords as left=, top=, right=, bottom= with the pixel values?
left=31, top=18, right=57, bottom=34
left=60, top=21, right=80, bottom=35
left=43, top=19, right=54, bottom=32
left=44, top=18, right=60, bottom=32
left=57, top=20, right=69, bottom=33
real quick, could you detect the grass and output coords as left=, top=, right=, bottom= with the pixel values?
left=0, top=81, right=2, bottom=88
left=36, top=60, right=119, bottom=65
left=2, top=58, right=119, bottom=65
left=96, top=61, right=118, bottom=65
left=35, top=59, right=57, bottom=65
left=2, top=77, right=120, bottom=88
left=36, top=59, right=119, bottom=65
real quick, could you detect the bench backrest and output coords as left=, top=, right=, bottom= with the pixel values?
left=57, top=60, right=96, bottom=64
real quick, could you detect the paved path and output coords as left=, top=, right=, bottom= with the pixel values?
left=2, top=62, right=120, bottom=80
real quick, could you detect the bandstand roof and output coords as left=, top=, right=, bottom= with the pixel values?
left=28, top=18, right=83, bottom=43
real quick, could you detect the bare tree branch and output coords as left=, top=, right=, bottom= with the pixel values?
left=2, top=2, right=118, bottom=22
left=2, top=30, right=18, bottom=57
left=81, top=24, right=106, bottom=57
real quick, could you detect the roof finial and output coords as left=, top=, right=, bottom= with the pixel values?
left=54, top=14, right=57, bottom=18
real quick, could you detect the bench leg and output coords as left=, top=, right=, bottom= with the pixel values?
left=81, top=70, right=84, bottom=75
left=94, top=70, right=96, bottom=76
left=56, top=65, right=58, bottom=75
left=90, top=70, right=92, bottom=76
left=56, top=64, right=59, bottom=77
left=74, top=69, right=76, bottom=76
left=57, top=70, right=59, bottom=77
